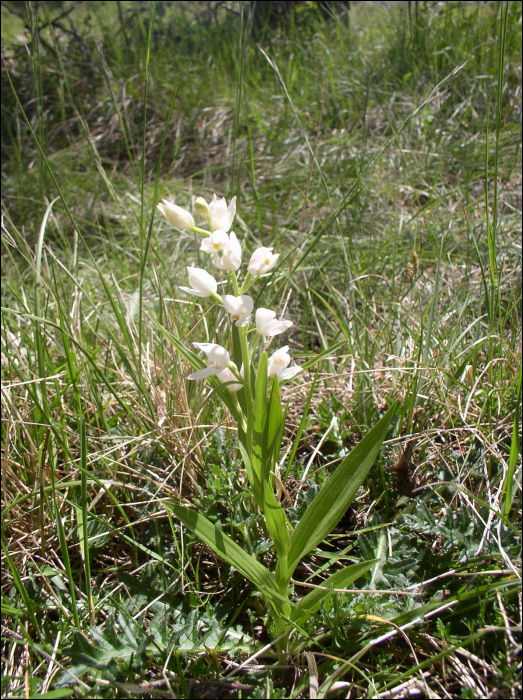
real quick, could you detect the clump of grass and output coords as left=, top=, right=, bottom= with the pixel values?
left=1, top=1, right=521, bottom=697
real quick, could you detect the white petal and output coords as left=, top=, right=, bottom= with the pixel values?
left=217, top=367, right=243, bottom=392
left=186, top=267, right=217, bottom=295
left=209, top=195, right=236, bottom=232
left=266, top=319, right=293, bottom=336
left=279, top=366, right=301, bottom=381
left=188, top=367, right=220, bottom=380
left=179, top=286, right=209, bottom=298
left=193, top=342, right=230, bottom=367
left=192, top=342, right=220, bottom=353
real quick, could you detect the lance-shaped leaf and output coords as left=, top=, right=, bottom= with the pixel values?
left=263, top=376, right=290, bottom=563
left=266, top=376, right=285, bottom=480
left=252, top=358, right=290, bottom=563
left=248, top=351, right=269, bottom=511
left=286, top=404, right=395, bottom=579
left=165, top=503, right=283, bottom=605
left=290, top=559, right=378, bottom=628
left=231, top=324, right=247, bottom=414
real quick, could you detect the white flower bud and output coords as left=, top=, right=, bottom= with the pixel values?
left=157, top=200, right=195, bottom=230
left=194, top=196, right=210, bottom=220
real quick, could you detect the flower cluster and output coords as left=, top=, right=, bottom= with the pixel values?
left=158, top=194, right=300, bottom=390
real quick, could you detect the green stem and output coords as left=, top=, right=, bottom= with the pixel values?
left=239, top=271, right=253, bottom=295
left=239, top=327, right=254, bottom=454
left=229, top=271, right=240, bottom=296
left=191, top=225, right=212, bottom=238
left=230, top=393, right=247, bottom=434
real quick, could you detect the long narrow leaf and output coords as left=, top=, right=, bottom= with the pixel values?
left=267, top=377, right=284, bottom=476
left=263, top=377, right=290, bottom=564
left=291, top=559, right=378, bottom=627
left=250, top=352, right=268, bottom=509
left=165, top=503, right=283, bottom=605
left=286, top=404, right=395, bottom=578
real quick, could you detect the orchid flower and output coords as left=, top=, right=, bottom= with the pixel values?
left=188, top=342, right=231, bottom=380
left=180, top=267, right=218, bottom=298
left=223, top=295, right=254, bottom=327
left=209, top=195, right=236, bottom=232
left=200, top=230, right=230, bottom=254
left=255, top=308, right=293, bottom=337
left=267, top=345, right=301, bottom=381
left=212, top=231, right=242, bottom=272
left=157, top=200, right=195, bottom=230
left=248, top=247, right=279, bottom=276
left=216, top=367, right=243, bottom=392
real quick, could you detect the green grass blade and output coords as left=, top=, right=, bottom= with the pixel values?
left=1, top=536, right=42, bottom=641
left=79, top=418, right=94, bottom=626
left=283, top=370, right=319, bottom=482
left=503, top=362, right=522, bottom=516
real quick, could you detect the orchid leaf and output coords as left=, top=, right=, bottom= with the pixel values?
left=237, top=426, right=262, bottom=510
left=165, top=503, right=284, bottom=606
left=290, top=559, right=378, bottom=628
left=250, top=351, right=268, bottom=510
left=266, top=376, right=284, bottom=480
left=286, top=404, right=395, bottom=578
left=253, top=364, right=290, bottom=565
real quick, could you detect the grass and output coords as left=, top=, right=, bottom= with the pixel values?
left=1, top=1, right=521, bottom=697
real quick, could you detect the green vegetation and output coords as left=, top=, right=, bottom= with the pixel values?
left=1, top=1, right=521, bottom=697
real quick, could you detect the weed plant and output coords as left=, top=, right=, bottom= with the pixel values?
left=1, top=1, right=521, bottom=698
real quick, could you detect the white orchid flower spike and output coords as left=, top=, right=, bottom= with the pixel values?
left=209, top=195, right=236, bottom=232
left=255, top=308, right=293, bottom=337
left=267, top=345, right=301, bottom=381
